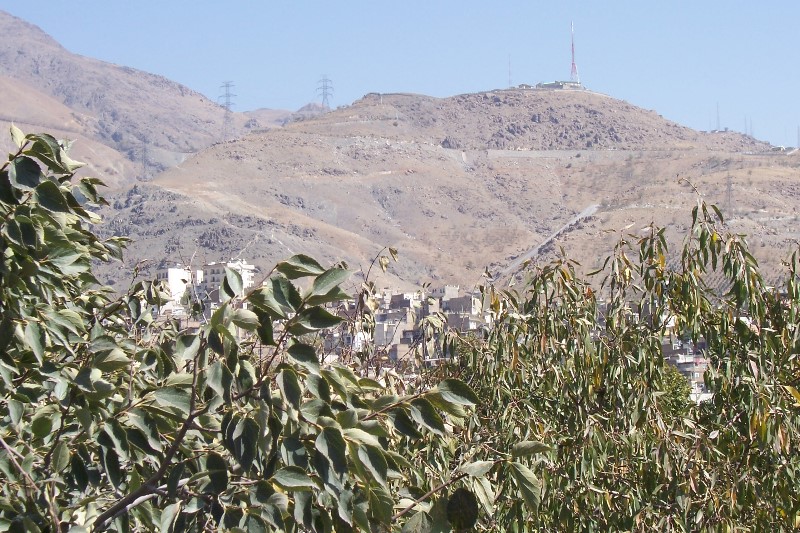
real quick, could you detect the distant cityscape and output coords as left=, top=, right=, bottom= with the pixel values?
left=155, top=258, right=711, bottom=402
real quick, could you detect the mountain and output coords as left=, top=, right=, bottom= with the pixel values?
left=2, top=10, right=796, bottom=291
left=0, top=10, right=291, bottom=186
left=98, top=89, right=798, bottom=292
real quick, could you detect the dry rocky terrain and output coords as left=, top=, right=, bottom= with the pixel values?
left=2, top=9, right=798, bottom=292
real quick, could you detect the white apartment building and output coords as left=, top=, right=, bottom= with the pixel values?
left=198, top=259, right=256, bottom=301
left=154, top=265, right=204, bottom=316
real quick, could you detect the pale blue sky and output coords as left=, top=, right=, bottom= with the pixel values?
left=2, top=1, right=798, bottom=146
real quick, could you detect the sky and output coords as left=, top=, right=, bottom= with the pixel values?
left=2, top=1, right=799, bottom=146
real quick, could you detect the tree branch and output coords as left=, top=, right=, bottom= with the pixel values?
left=392, top=472, right=468, bottom=522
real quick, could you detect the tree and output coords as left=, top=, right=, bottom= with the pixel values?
left=425, top=205, right=800, bottom=530
left=660, top=363, right=692, bottom=421
left=2, top=127, right=799, bottom=532
left=0, top=129, right=480, bottom=532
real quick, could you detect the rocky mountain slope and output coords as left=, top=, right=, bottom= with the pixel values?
left=2, top=9, right=796, bottom=292
left=0, top=10, right=292, bottom=185
left=99, top=88, right=797, bottom=292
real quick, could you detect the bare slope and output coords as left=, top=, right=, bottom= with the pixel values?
left=99, top=88, right=793, bottom=291
left=0, top=10, right=291, bottom=183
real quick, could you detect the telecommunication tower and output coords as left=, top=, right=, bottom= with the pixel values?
left=218, top=81, right=236, bottom=141
left=570, top=22, right=580, bottom=84
left=317, top=75, right=333, bottom=109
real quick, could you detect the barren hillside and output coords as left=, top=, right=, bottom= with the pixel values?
left=0, top=10, right=291, bottom=184
left=97, top=88, right=796, bottom=292
left=2, top=9, right=794, bottom=291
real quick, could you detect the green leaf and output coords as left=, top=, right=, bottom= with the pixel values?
left=9, top=156, right=42, bottom=191
left=34, top=180, right=70, bottom=213
left=160, top=502, right=181, bottom=533
left=356, top=444, right=388, bottom=487
left=125, top=409, right=163, bottom=453
left=51, top=440, right=70, bottom=473
left=254, top=310, right=275, bottom=345
left=288, top=305, right=343, bottom=336
left=231, top=308, right=259, bottom=330
left=510, top=461, right=541, bottom=511
left=247, top=277, right=302, bottom=319
left=94, top=348, right=131, bottom=372
left=306, top=285, right=351, bottom=307
left=368, top=484, right=394, bottom=523
left=512, top=440, right=552, bottom=459
left=316, top=427, right=348, bottom=476
left=287, top=342, right=321, bottom=375
left=101, top=446, right=123, bottom=489
left=401, top=511, right=433, bottom=533
left=277, top=368, right=302, bottom=411
left=23, top=321, right=45, bottom=364
left=100, top=419, right=131, bottom=462
left=308, top=267, right=350, bottom=300
left=10, top=124, right=25, bottom=148
left=175, top=334, right=201, bottom=361
left=426, top=392, right=468, bottom=418
left=206, top=452, right=228, bottom=494
left=232, top=417, right=261, bottom=471
left=167, top=463, right=185, bottom=499
left=459, top=460, right=495, bottom=478
left=410, top=398, right=445, bottom=436
left=276, top=254, right=326, bottom=279
left=307, top=373, right=331, bottom=402
left=7, top=400, right=23, bottom=427
left=31, top=411, right=55, bottom=439
left=207, top=361, right=234, bottom=403
left=223, top=267, right=244, bottom=300
left=472, top=476, right=496, bottom=515
left=388, top=408, right=423, bottom=439
left=27, top=132, right=83, bottom=173
left=436, top=378, right=479, bottom=406
left=271, top=466, right=317, bottom=491
left=152, top=387, right=191, bottom=415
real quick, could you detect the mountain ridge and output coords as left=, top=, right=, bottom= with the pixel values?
left=0, top=9, right=796, bottom=291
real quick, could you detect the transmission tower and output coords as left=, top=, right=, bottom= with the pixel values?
left=140, top=140, right=150, bottom=181
left=317, top=75, right=333, bottom=109
left=218, top=81, right=236, bottom=141
left=725, top=174, right=733, bottom=216
left=570, top=22, right=580, bottom=84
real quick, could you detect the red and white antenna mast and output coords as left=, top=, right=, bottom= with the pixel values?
left=570, top=21, right=580, bottom=84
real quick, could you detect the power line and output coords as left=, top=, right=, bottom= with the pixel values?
left=218, top=81, right=236, bottom=141
left=140, top=140, right=150, bottom=181
left=725, top=174, right=733, bottom=217
left=317, top=75, right=333, bottom=109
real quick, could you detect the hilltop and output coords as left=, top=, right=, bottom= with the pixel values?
left=1, top=9, right=796, bottom=291
left=100, top=88, right=795, bottom=291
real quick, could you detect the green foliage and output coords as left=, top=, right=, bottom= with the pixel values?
left=660, top=363, right=692, bottom=420
left=430, top=201, right=800, bottom=530
left=0, top=129, right=478, bottom=532
left=2, top=127, right=799, bottom=532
